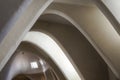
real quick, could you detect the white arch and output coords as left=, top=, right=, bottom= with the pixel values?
left=23, top=31, right=82, bottom=80
left=42, top=9, right=119, bottom=78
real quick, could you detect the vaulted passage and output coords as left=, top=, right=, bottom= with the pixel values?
left=1, top=42, right=61, bottom=80
left=0, top=1, right=119, bottom=80
left=30, top=14, right=111, bottom=80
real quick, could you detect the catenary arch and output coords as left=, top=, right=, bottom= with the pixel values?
left=23, top=31, right=82, bottom=80
left=30, top=11, right=115, bottom=79
left=40, top=9, right=119, bottom=78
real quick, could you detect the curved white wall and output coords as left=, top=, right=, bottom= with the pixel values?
left=0, top=0, right=120, bottom=79
left=42, top=3, right=120, bottom=78
left=23, top=31, right=82, bottom=80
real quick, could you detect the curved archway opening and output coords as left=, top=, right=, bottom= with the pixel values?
left=23, top=31, right=82, bottom=80
left=30, top=13, right=115, bottom=80
left=42, top=4, right=120, bottom=78
left=1, top=41, right=63, bottom=80
left=1, top=3, right=119, bottom=80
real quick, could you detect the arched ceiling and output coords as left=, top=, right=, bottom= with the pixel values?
left=41, top=2, right=120, bottom=78
left=0, top=0, right=120, bottom=79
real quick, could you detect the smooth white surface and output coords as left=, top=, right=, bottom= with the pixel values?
left=43, top=4, right=120, bottom=78
left=23, top=31, right=81, bottom=80
left=102, top=0, right=120, bottom=23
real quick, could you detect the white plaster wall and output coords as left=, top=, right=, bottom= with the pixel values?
left=43, top=3, right=120, bottom=78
